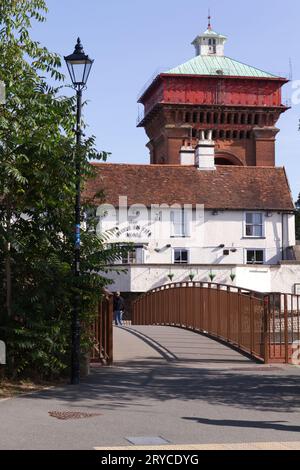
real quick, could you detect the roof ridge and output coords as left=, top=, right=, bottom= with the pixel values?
left=91, top=162, right=286, bottom=171
left=167, top=54, right=280, bottom=79
left=224, top=55, right=278, bottom=78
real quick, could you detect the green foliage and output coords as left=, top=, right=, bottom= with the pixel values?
left=0, top=1, right=124, bottom=378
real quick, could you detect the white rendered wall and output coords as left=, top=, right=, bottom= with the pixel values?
left=106, top=265, right=238, bottom=293
left=288, top=214, right=296, bottom=247
left=99, top=208, right=292, bottom=266
left=105, top=264, right=300, bottom=295
left=270, top=264, right=300, bottom=294
left=235, top=266, right=271, bottom=293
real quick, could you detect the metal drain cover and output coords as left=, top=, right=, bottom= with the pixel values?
left=125, top=436, right=170, bottom=446
left=48, top=411, right=101, bottom=420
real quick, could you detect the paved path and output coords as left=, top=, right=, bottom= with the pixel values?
left=114, top=326, right=253, bottom=366
left=0, top=326, right=300, bottom=450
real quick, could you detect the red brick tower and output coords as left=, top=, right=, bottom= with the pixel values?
left=138, top=18, right=288, bottom=167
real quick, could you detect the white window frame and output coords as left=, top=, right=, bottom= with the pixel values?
left=245, top=248, right=265, bottom=265
left=120, top=246, right=144, bottom=265
left=244, top=212, right=265, bottom=238
left=170, top=208, right=189, bottom=238
left=173, top=248, right=190, bottom=265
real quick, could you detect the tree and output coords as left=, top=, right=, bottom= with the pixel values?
left=0, top=0, right=124, bottom=378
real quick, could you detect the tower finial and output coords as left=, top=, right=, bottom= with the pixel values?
left=208, top=9, right=212, bottom=30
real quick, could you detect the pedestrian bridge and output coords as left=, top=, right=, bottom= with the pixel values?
left=132, top=282, right=300, bottom=364
left=113, top=325, right=253, bottom=366
left=92, top=282, right=300, bottom=366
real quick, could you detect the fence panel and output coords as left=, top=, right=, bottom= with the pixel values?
left=268, top=293, right=300, bottom=363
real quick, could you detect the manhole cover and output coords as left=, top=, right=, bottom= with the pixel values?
left=125, top=436, right=170, bottom=446
left=48, top=411, right=101, bottom=420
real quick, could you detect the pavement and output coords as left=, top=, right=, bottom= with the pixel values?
left=0, top=325, right=300, bottom=450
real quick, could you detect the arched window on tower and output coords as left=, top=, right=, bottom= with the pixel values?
left=215, top=157, right=235, bottom=166
left=215, top=153, right=243, bottom=166
left=185, top=112, right=191, bottom=123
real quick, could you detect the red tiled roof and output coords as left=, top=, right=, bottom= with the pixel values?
left=84, top=164, right=294, bottom=211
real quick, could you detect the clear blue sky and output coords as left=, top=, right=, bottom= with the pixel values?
left=32, top=0, right=300, bottom=198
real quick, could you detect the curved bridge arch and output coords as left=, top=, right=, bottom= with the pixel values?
left=133, top=283, right=300, bottom=364
left=133, top=282, right=271, bottom=363
left=93, top=283, right=299, bottom=366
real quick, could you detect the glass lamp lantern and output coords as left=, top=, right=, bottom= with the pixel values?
left=64, top=38, right=94, bottom=88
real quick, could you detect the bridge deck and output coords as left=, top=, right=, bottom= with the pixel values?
left=114, top=326, right=253, bottom=366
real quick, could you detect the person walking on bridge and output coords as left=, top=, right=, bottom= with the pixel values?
left=113, top=291, right=125, bottom=326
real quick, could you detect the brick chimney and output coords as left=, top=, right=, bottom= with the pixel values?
left=195, top=130, right=216, bottom=170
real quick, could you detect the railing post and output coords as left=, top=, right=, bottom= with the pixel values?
left=217, top=285, right=221, bottom=338
left=238, top=288, right=242, bottom=349
left=99, top=300, right=104, bottom=361
left=250, top=293, right=254, bottom=356
left=132, top=299, right=136, bottom=325
left=263, top=295, right=270, bottom=364
left=105, top=299, right=109, bottom=360
left=227, top=286, right=231, bottom=342
left=208, top=284, right=211, bottom=334
left=107, top=295, right=113, bottom=365
left=284, top=294, right=289, bottom=364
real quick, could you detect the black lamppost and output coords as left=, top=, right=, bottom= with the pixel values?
left=64, top=38, right=94, bottom=385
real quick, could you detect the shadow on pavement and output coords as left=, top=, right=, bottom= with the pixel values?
left=182, top=417, right=300, bottom=433
left=23, top=362, right=300, bottom=414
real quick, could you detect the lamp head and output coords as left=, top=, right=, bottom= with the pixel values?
left=64, top=38, right=94, bottom=88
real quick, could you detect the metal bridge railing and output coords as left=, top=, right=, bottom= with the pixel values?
left=90, top=294, right=113, bottom=365
left=133, top=282, right=300, bottom=364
